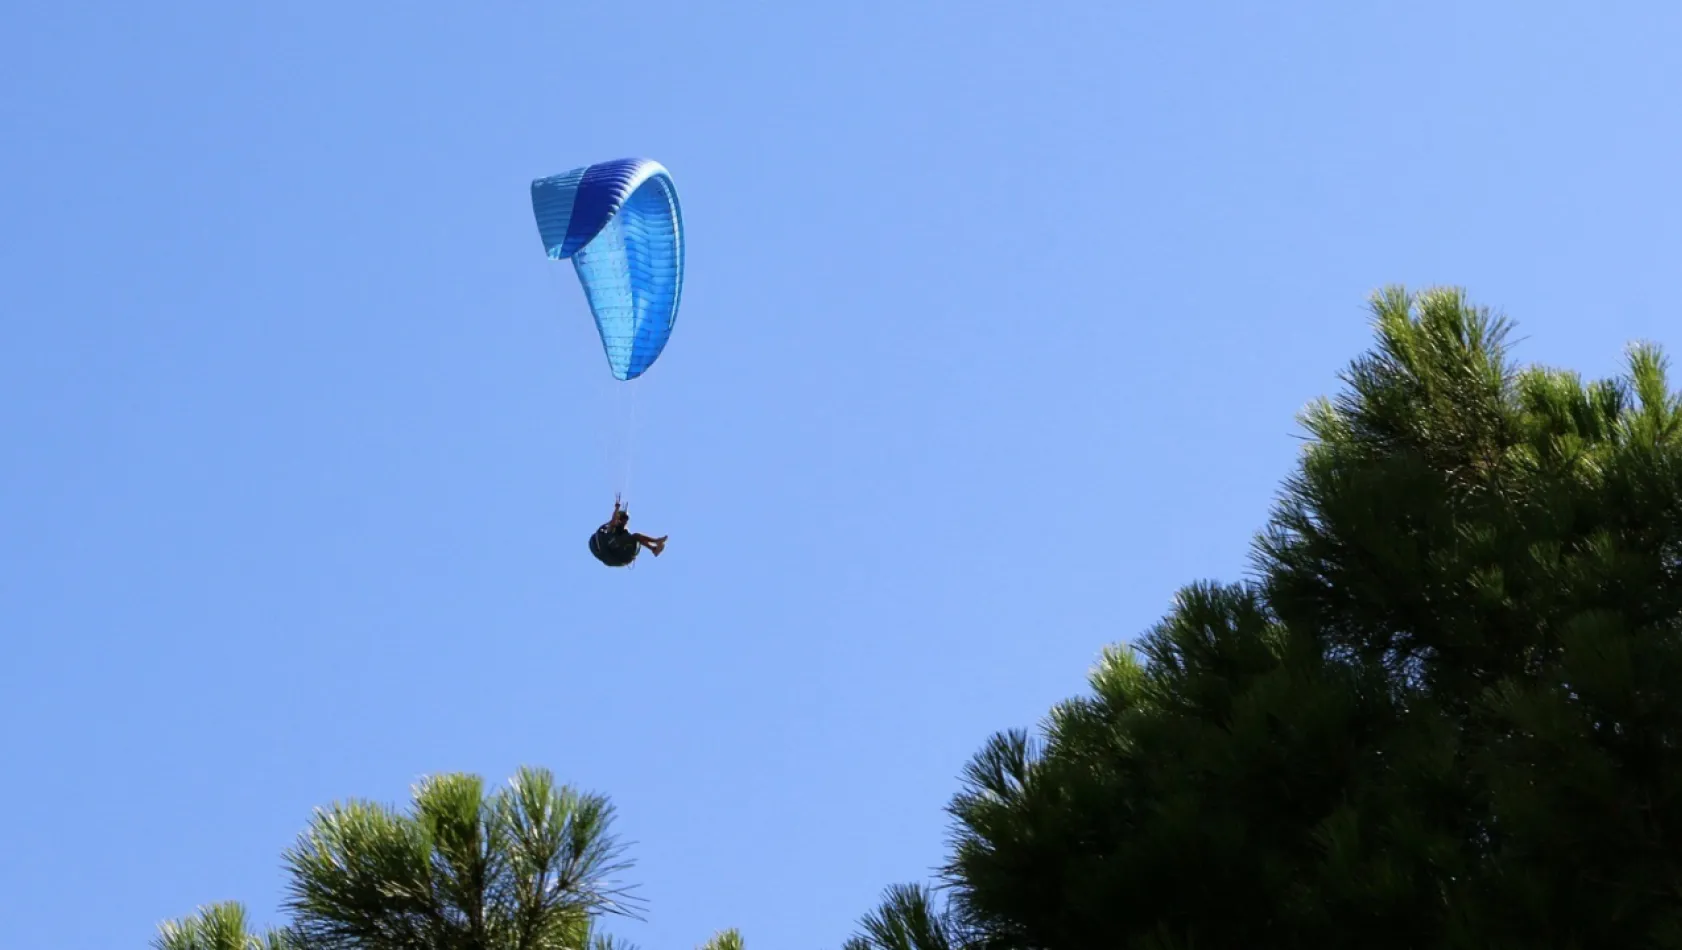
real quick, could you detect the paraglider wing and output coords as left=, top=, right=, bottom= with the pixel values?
left=531, top=158, right=685, bottom=381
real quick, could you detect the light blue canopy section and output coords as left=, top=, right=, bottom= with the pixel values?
left=531, top=158, right=685, bottom=381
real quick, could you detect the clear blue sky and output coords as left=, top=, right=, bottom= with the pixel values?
left=2, top=2, right=1677, bottom=948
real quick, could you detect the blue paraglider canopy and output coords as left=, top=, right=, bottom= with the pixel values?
left=531, top=158, right=685, bottom=381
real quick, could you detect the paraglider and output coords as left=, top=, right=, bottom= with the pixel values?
left=531, top=157, right=684, bottom=566
left=587, top=495, right=667, bottom=568
left=531, top=157, right=684, bottom=381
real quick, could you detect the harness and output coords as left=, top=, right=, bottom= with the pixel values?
left=589, top=524, right=639, bottom=567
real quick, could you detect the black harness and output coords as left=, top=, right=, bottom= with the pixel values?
left=589, top=524, right=639, bottom=567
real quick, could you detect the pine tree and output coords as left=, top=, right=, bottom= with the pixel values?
left=844, top=287, right=1682, bottom=949
left=157, top=766, right=743, bottom=950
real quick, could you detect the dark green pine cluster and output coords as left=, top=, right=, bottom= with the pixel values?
left=845, top=287, right=1682, bottom=950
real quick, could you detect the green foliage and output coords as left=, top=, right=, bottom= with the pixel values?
left=153, top=902, right=298, bottom=950
left=846, top=287, right=1682, bottom=949
left=159, top=766, right=740, bottom=950
left=695, top=929, right=745, bottom=950
left=280, top=766, right=637, bottom=950
left=840, top=885, right=969, bottom=950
